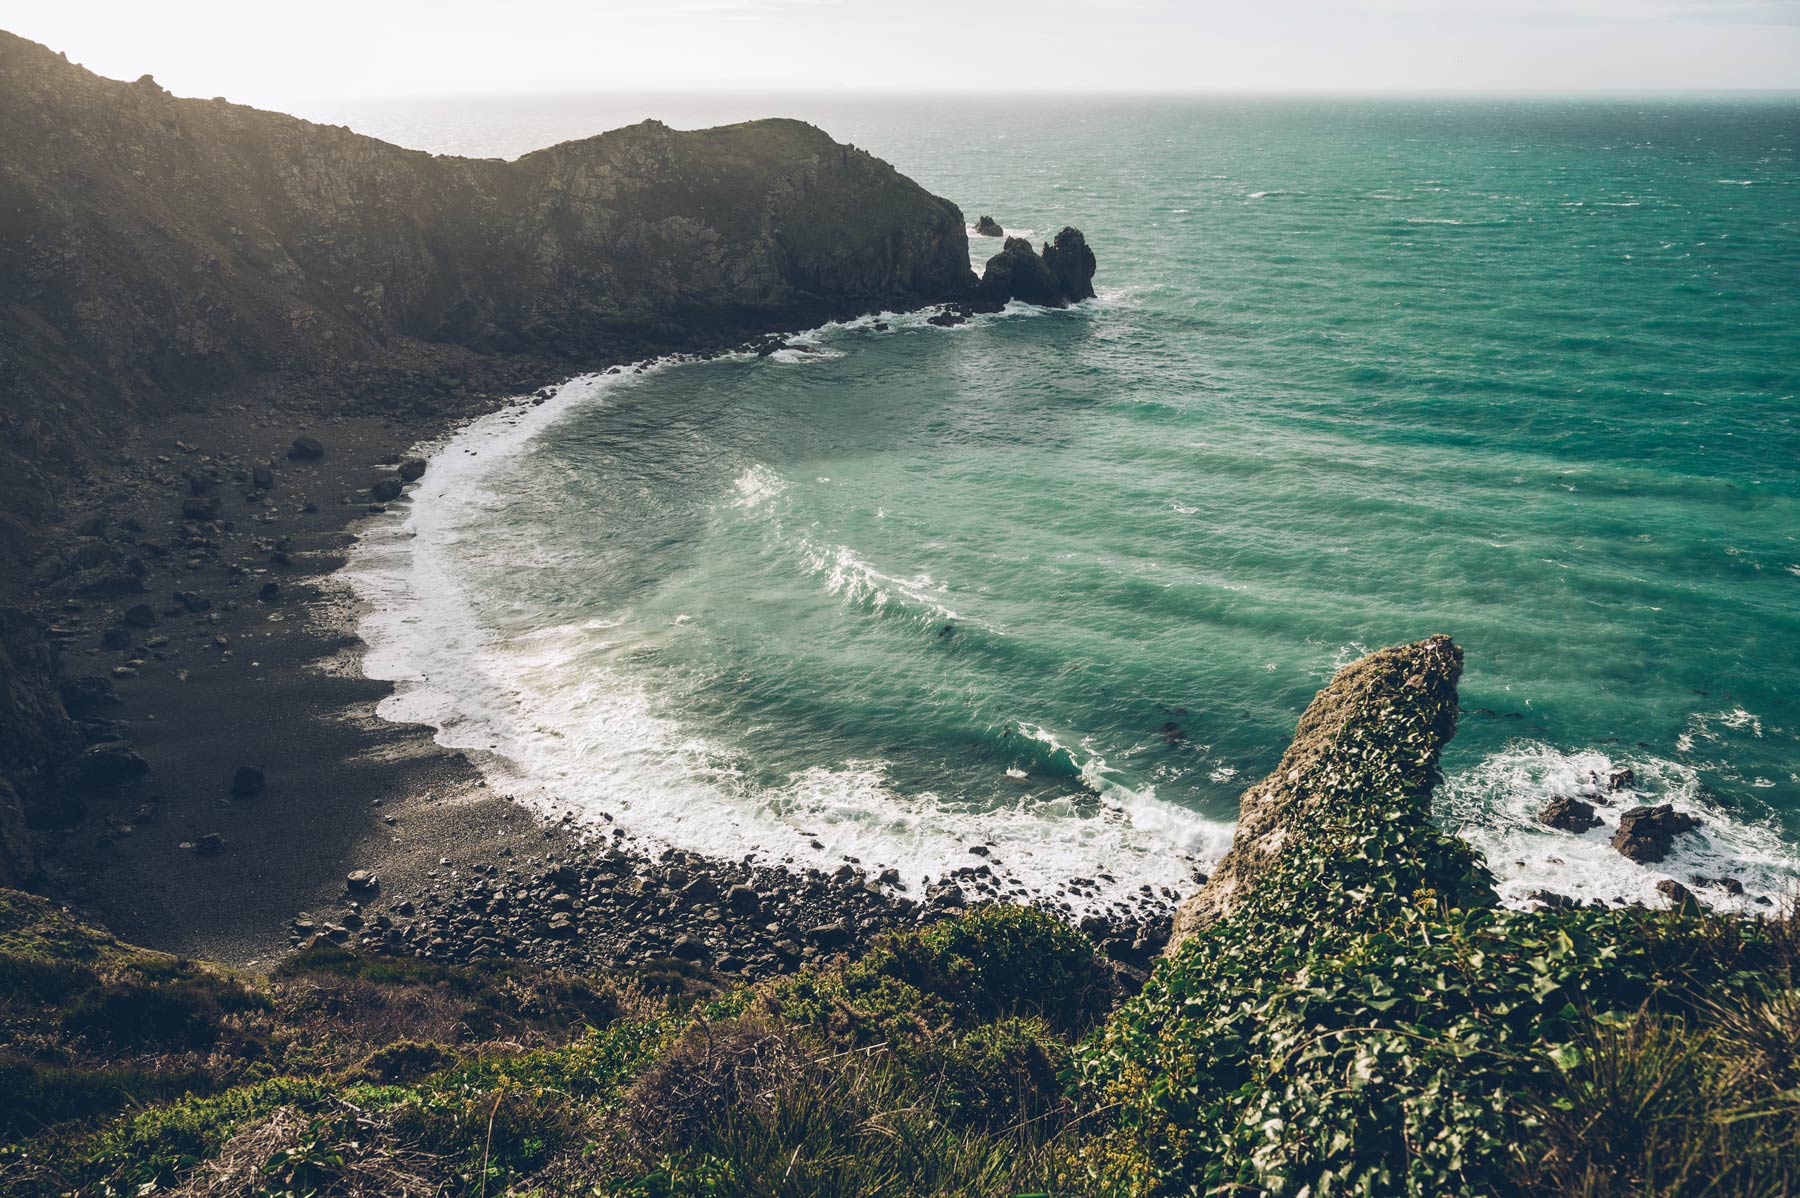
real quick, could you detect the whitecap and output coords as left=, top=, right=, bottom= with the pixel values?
left=1440, top=741, right=1798, bottom=914
left=728, top=464, right=789, bottom=510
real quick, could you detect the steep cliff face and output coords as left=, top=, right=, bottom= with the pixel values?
left=0, top=29, right=978, bottom=524
left=1168, top=634, right=1480, bottom=949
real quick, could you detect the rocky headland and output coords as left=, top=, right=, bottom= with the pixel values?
left=0, top=28, right=1103, bottom=969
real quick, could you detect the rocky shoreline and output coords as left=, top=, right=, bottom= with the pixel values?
left=16, top=316, right=1171, bottom=983
left=0, top=25, right=1134, bottom=981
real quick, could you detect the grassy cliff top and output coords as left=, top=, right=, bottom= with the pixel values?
left=3, top=641, right=1796, bottom=1197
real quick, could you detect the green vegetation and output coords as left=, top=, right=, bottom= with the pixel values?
left=2, top=645, right=1795, bottom=1196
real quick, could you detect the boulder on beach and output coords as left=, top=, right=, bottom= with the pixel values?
left=398, top=458, right=428, bottom=482
left=290, top=436, right=325, bottom=460
left=370, top=476, right=405, bottom=502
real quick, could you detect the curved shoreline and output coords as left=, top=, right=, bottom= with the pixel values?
left=338, top=308, right=1202, bottom=960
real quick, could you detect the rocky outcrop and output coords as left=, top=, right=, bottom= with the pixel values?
left=975, top=215, right=1005, bottom=237
left=1041, top=227, right=1098, bottom=303
left=1168, top=635, right=1471, bottom=950
left=0, top=29, right=982, bottom=527
left=1611, top=804, right=1700, bottom=864
left=1538, top=794, right=1602, bottom=833
left=977, top=227, right=1097, bottom=308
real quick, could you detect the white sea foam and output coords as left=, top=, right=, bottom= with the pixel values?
left=729, top=464, right=790, bottom=509
left=966, top=224, right=1037, bottom=240
left=1441, top=741, right=1798, bottom=914
left=800, top=538, right=965, bottom=623
left=345, top=317, right=1225, bottom=915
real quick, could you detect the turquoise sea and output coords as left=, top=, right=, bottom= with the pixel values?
left=334, top=95, right=1800, bottom=916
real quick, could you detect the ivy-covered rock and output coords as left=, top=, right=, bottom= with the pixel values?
left=1075, top=637, right=1791, bottom=1197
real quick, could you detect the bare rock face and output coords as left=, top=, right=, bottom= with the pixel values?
left=1167, top=635, right=1468, bottom=951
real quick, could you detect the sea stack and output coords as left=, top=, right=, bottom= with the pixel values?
left=977, top=227, right=1098, bottom=308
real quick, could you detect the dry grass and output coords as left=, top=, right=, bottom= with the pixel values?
left=168, top=1104, right=444, bottom=1198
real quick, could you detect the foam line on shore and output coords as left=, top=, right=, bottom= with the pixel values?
left=342, top=305, right=1235, bottom=918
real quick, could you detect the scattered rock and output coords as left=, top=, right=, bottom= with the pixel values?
left=121, top=603, right=157, bottom=628
left=257, top=582, right=282, bottom=602
left=345, top=869, right=380, bottom=894
left=252, top=464, right=274, bottom=489
left=192, top=832, right=225, bottom=855
left=290, top=436, right=325, bottom=460
left=1537, top=795, right=1602, bottom=833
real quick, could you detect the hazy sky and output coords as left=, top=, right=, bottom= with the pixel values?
left=4, top=1, right=1798, bottom=103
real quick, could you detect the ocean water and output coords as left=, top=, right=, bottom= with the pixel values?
left=334, top=95, right=1800, bottom=917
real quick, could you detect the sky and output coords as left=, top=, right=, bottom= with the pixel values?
left=3, top=0, right=1798, bottom=103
